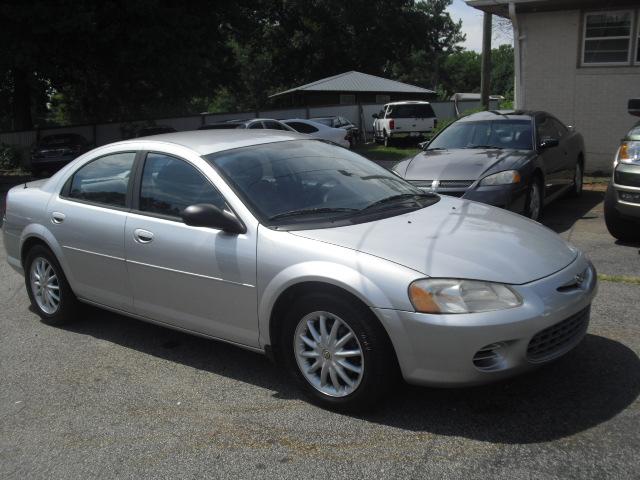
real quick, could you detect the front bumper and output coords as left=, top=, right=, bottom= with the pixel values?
left=372, top=253, right=597, bottom=387
left=612, top=163, right=640, bottom=219
left=462, top=184, right=528, bottom=213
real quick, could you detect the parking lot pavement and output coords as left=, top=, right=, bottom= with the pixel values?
left=1, top=190, right=639, bottom=480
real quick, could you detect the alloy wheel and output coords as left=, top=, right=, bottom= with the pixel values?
left=30, top=257, right=61, bottom=315
left=294, top=311, right=364, bottom=397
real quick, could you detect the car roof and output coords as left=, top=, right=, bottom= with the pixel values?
left=457, top=110, right=541, bottom=122
left=110, top=129, right=306, bottom=156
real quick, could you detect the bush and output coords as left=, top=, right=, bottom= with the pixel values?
left=0, top=144, right=22, bottom=170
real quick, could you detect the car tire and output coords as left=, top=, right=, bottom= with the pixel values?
left=525, top=177, right=543, bottom=221
left=570, top=161, right=584, bottom=197
left=280, top=292, right=397, bottom=411
left=24, top=245, right=81, bottom=325
left=604, top=184, right=640, bottom=242
left=383, top=131, right=392, bottom=148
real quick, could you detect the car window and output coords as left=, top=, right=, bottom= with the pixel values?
left=387, top=104, right=435, bottom=118
left=263, top=121, right=288, bottom=131
left=549, top=118, right=568, bottom=138
left=248, top=122, right=263, bottom=129
left=139, top=153, right=226, bottom=219
left=286, top=122, right=319, bottom=134
left=537, top=117, right=558, bottom=141
left=68, top=152, right=135, bottom=207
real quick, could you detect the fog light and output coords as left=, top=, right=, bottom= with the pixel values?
left=473, top=342, right=507, bottom=371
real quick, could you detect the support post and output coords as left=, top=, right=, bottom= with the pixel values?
left=480, top=12, right=492, bottom=110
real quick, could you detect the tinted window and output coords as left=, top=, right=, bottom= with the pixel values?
left=139, top=153, right=226, bottom=218
left=537, top=117, right=559, bottom=141
left=263, top=121, right=288, bottom=131
left=68, top=152, right=135, bottom=207
left=428, top=120, right=533, bottom=150
left=286, top=122, right=319, bottom=134
left=387, top=104, right=435, bottom=118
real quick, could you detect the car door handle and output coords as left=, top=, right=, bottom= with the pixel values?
left=51, top=212, right=66, bottom=224
left=133, top=229, right=154, bottom=244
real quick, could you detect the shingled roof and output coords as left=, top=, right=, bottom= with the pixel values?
left=270, top=71, right=434, bottom=98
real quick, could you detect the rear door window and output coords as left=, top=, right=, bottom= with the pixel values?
left=286, top=122, right=319, bottom=134
left=67, top=152, right=135, bottom=207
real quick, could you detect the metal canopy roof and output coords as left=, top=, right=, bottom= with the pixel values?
left=270, top=71, right=434, bottom=98
left=466, top=0, right=640, bottom=18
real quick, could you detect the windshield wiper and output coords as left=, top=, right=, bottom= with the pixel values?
left=464, top=144, right=504, bottom=149
left=269, top=207, right=358, bottom=221
left=361, top=193, right=436, bottom=212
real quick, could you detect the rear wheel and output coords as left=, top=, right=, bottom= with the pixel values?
left=280, top=292, right=396, bottom=411
left=604, top=184, right=640, bottom=242
left=383, top=131, right=393, bottom=148
left=24, top=245, right=80, bottom=325
left=525, top=177, right=543, bottom=221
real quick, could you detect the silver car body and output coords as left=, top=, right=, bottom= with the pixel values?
left=2, top=130, right=597, bottom=386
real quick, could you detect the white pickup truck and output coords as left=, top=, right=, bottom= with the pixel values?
left=372, top=101, right=437, bottom=147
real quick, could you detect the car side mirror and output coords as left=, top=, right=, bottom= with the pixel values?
left=181, top=204, right=246, bottom=234
left=538, top=137, right=559, bottom=149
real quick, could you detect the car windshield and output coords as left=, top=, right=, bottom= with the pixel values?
left=205, top=140, right=433, bottom=226
left=428, top=120, right=533, bottom=150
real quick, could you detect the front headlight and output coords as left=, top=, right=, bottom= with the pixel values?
left=480, top=170, right=521, bottom=186
left=618, top=141, right=640, bottom=164
left=408, top=278, right=522, bottom=314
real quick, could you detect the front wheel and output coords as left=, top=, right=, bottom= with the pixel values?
left=525, top=178, right=543, bottom=221
left=280, top=292, right=396, bottom=411
left=604, top=184, right=640, bottom=242
left=24, top=245, right=80, bottom=325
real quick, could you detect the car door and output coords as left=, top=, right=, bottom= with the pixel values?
left=548, top=117, right=575, bottom=186
left=535, top=115, right=565, bottom=197
left=48, top=151, right=137, bottom=311
left=124, top=151, right=259, bottom=347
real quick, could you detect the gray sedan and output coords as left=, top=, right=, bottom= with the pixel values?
left=394, top=110, right=586, bottom=221
left=2, top=130, right=596, bottom=410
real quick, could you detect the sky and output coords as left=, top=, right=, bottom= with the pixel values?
left=446, top=0, right=513, bottom=52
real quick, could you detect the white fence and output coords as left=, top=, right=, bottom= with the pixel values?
left=1, top=100, right=498, bottom=165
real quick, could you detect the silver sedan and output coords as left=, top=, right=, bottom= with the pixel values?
left=2, top=130, right=597, bottom=410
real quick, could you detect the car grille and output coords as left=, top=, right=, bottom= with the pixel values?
left=614, top=170, right=640, bottom=188
left=527, top=306, right=590, bottom=363
left=408, top=179, right=474, bottom=191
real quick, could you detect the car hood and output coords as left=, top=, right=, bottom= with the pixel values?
left=396, top=148, right=531, bottom=181
left=290, top=196, right=578, bottom=285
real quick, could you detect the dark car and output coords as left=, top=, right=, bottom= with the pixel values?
left=393, top=110, right=585, bottom=221
left=30, top=133, right=91, bottom=177
left=135, top=125, right=177, bottom=137
left=311, top=116, right=359, bottom=146
left=198, top=118, right=295, bottom=132
left=604, top=99, right=640, bottom=242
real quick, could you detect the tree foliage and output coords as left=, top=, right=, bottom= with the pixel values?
left=0, top=0, right=513, bottom=130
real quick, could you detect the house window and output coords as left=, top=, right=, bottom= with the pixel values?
left=339, top=94, right=356, bottom=105
left=582, top=11, right=633, bottom=65
left=375, top=94, right=391, bottom=104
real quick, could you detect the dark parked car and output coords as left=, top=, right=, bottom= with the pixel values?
left=393, top=110, right=585, bottom=221
left=198, top=119, right=295, bottom=131
left=30, top=133, right=91, bottom=177
left=604, top=99, right=640, bottom=242
left=135, top=125, right=177, bottom=137
left=311, top=116, right=359, bottom=146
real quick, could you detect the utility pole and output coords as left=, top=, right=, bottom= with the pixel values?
left=480, top=12, right=492, bottom=110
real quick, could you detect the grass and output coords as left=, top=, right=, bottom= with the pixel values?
left=598, top=274, right=640, bottom=286
left=353, top=143, right=421, bottom=164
